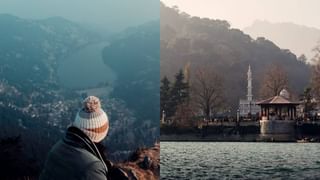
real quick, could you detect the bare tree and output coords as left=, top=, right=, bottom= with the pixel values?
left=259, top=64, right=289, bottom=98
left=311, top=42, right=320, bottom=100
left=298, top=54, right=307, bottom=63
left=311, top=41, right=320, bottom=64
left=191, top=67, right=224, bottom=120
left=311, top=64, right=320, bottom=99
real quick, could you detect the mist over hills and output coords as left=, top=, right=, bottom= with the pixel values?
left=103, top=20, right=160, bottom=124
left=0, top=0, right=160, bottom=32
left=0, top=13, right=159, bottom=176
left=0, top=14, right=100, bottom=91
left=244, top=20, right=320, bottom=62
left=160, top=3, right=311, bottom=112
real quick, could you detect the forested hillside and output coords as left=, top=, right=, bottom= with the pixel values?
left=0, top=14, right=159, bottom=178
left=160, top=3, right=311, bottom=112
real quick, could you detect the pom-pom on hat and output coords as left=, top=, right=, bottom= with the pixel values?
left=73, top=96, right=109, bottom=142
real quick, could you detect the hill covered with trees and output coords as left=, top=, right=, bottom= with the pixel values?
left=160, top=3, right=311, bottom=113
left=0, top=14, right=159, bottom=178
left=102, top=20, right=160, bottom=147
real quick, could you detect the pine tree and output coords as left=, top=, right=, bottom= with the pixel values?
left=160, top=76, right=171, bottom=118
left=170, top=69, right=189, bottom=115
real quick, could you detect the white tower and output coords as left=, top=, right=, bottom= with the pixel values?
left=247, top=65, right=253, bottom=101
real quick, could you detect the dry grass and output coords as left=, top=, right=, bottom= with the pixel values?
left=117, top=143, right=160, bottom=180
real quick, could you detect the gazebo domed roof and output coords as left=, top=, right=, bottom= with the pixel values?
left=257, top=88, right=299, bottom=105
left=279, top=89, right=290, bottom=99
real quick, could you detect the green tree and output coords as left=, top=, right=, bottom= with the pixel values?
left=160, top=76, right=172, bottom=118
left=171, top=69, right=189, bottom=115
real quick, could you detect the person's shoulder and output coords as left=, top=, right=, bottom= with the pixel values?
left=75, top=147, right=102, bottom=163
left=82, top=161, right=108, bottom=180
left=49, top=140, right=101, bottom=165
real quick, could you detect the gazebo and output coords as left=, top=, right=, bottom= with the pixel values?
left=257, top=89, right=299, bottom=138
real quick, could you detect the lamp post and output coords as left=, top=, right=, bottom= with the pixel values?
left=161, top=110, right=165, bottom=124
left=237, top=109, right=240, bottom=125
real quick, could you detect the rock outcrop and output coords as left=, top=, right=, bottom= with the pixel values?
left=115, top=143, right=160, bottom=180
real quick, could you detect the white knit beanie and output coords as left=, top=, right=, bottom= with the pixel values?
left=73, top=96, right=109, bottom=142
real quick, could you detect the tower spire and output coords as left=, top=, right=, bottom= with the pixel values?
left=247, top=65, right=253, bottom=101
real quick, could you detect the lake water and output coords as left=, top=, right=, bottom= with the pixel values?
left=161, top=142, right=320, bottom=179
left=58, top=42, right=116, bottom=89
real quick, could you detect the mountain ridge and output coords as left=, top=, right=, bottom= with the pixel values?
left=244, top=20, right=320, bottom=61
left=160, top=3, right=311, bottom=112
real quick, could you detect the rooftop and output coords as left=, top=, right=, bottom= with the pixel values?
left=257, top=95, right=299, bottom=105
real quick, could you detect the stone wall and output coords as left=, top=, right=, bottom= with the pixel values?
left=260, top=120, right=295, bottom=135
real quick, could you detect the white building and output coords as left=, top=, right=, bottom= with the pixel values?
left=239, top=65, right=260, bottom=117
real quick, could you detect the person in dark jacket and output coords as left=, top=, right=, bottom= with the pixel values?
left=40, top=96, right=110, bottom=180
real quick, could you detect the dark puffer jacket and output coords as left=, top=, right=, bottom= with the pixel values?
left=40, top=127, right=108, bottom=180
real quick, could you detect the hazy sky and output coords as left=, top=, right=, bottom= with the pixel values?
left=161, top=0, right=320, bottom=29
left=0, top=0, right=159, bottom=32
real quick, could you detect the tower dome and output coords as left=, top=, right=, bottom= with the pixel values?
left=279, top=89, right=290, bottom=99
